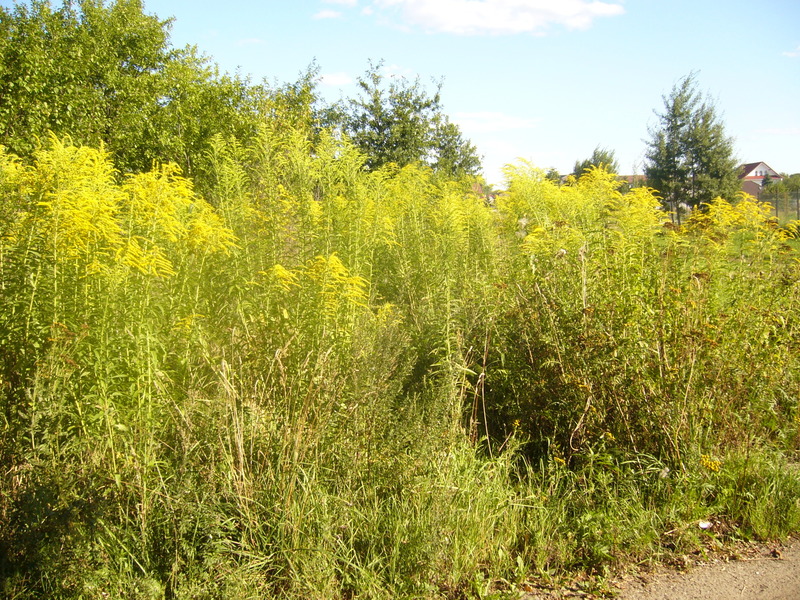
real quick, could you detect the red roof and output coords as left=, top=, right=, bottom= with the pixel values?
left=738, top=161, right=783, bottom=180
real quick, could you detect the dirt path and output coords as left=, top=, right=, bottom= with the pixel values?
left=613, top=538, right=800, bottom=600
left=518, top=538, right=800, bottom=599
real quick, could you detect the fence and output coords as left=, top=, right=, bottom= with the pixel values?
left=760, top=190, right=800, bottom=224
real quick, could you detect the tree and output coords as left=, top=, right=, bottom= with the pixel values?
left=430, top=117, right=482, bottom=178
left=573, top=146, right=619, bottom=177
left=545, top=168, right=562, bottom=184
left=337, top=61, right=481, bottom=176
left=644, top=74, right=739, bottom=222
left=0, top=0, right=170, bottom=163
left=0, top=0, right=263, bottom=176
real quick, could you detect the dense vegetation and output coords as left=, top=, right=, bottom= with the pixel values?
left=2, top=132, right=799, bottom=598
left=1, top=2, right=799, bottom=599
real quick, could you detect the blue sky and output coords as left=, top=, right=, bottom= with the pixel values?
left=12, top=0, right=800, bottom=185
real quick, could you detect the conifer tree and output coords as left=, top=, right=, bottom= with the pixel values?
left=644, top=74, right=739, bottom=221
left=337, top=61, right=481, bottom=176
left=573, top=146, right=619, bottom=177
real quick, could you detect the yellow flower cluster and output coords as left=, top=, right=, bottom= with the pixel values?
left=700, top=454, right=721, bottom=472
left=1, top=137, right=237, bottom=280
left=304, top=253, right=368, bottom=320
left=269, top=264, right=300, bottom=292
left=122, top=163, right=237, bottom=262
left=687, top=194, right=780, bottom=244
left=23, top=137, right=124, bottom=271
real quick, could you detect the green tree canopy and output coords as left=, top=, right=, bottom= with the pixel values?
left=545, top=168, right=561, bottom=183
left=335, top=61, right=481, bottom=177
left=0, top=5, right=481, bottom=184
left=644, top=73, right=739, bottom=220
left=429, top=117, right=482, bottom=178
left=784, top=173, right=800, bottom=192
left=573, top=146, right=619, bottom=177
left=0, top=0, right=263, bottom=176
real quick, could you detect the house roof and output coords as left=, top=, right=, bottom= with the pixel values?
left=738, top=161, right=783, bottom=179
left=739, top=162, right=762, bottom=177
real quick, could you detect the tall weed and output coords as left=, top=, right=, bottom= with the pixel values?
left=2, top=138, right=798, bottom=599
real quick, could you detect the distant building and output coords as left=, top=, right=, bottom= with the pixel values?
left=738, top=161, right=783, bottom=197
left=471, top=181, right=498, bottom=204
left=617, top=174, right=648, bottom=188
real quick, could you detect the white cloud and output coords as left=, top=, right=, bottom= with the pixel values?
left=454, top=111, right=540, bottom=133
left=320, top=72, right=354, bottom=86
left=782, top=45, right=800, bottom=58
left=314, top=9, right=344, bottom=19
left=368, top=0, right=625, bottom=35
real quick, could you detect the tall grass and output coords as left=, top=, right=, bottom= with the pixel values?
left=1, top=135, right=799, bottom=599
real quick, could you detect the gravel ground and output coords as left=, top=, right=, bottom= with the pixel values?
left=613, top=538, right=800, bottom=600
left=516, top=537, right=800, bottom=600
